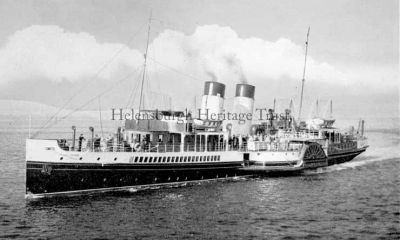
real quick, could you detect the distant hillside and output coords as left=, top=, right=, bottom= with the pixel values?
left=0, top=100, right=124, bottom=133
left=0, top=100, right=62, bottom=116
left=0, top=100, right=108, bottom=118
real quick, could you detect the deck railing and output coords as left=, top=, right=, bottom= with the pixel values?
left=57, top=139, right=302, bottom=153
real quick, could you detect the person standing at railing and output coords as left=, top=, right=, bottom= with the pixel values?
left=78, top=134, right=85, bottom=152
left=100, top=137, right=107, bottom=152
left=94, top=135, right=101, bottom=152
left=140, top=140, right=146, bottom=152
left=112, top=136, right=118, bottom=152
left=233, top=135, right=239, bottom=150
left=133, top=139, right=140, bottom=152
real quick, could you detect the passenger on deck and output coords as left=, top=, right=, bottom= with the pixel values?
left=59, top=139, right=69, bottom=151
left=242, top=136, right=247, bottom=150
left=106, top=135, right=113, bottom=151
left=233, top=135, right=239, bottom=150
left=100, top=137, right=107, bottom=152
left=94, top=135, right=101, bottom=151
left=78, top=134, right=85, bottom=152
left=142, top=140, right=149, bottom=152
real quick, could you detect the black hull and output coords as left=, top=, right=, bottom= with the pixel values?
left=327, top=148, right=366, bottom=166
left=26, top=162, right=244, bottom=197
left=26, top=148, right=367, bottom=197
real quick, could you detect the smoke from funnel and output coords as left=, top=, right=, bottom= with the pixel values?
left=224, top=54, right=247, bottom=84
left=205, top=70, right=217, bottom=82
left=202, top=60, right=218, bottom=82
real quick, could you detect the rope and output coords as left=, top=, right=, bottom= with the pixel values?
left=32, top=66, right=142, bottom=138
left=125, top=67, right=144, bottom=109
left=148, top=57, right=203, bottom=82
left=33, top=23, right=146, bottom=137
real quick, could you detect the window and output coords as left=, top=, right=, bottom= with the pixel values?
left=188, top=156, right=191, bottom=162
left=149, top=157, right=153, bottom=163
left=200, top=156, right=203, bottom=162
left=162, top=157, right=166, bottom=162
left=207, top=156, right=210, bottom=161
left=217, top=156, right=220, bottom=161
left=134, top=157, right=139, bottom=163
left=179, top=157, right=183, bottom=162
left=184, top=156, right=187, bottom=162
left=211, top=156, right=214, bottom=161
left=144, top=157, right=148, bottom=163
left=139, top=157, right=143, bottom=163
left=196, top=156, right=199, bottom=162
left=167, top=157, right=170, bottom=163
left=171, top=157, right=175, bottom=162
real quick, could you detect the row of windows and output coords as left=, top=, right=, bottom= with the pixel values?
left=133, top=155, right=221, bottom=163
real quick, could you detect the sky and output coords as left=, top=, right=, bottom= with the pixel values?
left=0, top=0, right=398, bottom=126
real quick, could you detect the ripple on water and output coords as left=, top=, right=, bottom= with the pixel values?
left=0, top=130, right=399, bottom=239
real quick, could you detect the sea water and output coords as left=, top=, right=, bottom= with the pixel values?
left=0, top=128, right=398, bottom=239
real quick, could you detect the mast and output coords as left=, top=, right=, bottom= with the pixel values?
left=298, top=27, right=310, bottom=122
left=329, top=99, right=333, bottom=119
left=138, top=12, right=152, bottom=112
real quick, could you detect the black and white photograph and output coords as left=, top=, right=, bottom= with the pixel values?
left=0, top=0, right=398, bottom=239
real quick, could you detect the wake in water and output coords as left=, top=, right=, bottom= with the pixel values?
left=306, top=131, right=400, bottom=175
left=316, top=156, right=398, bottom=174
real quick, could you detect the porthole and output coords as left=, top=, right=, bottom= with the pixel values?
left=79, top=157, right=82, bottom=160
left=97, top=157, right=100, bottom=161
left=60, top=157, right=63, bottom=160
left=114, top=157, right=117, bottom=161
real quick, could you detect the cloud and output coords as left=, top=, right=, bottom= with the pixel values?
left=0, top=24, right=395, bottom=94
left=149, top=25, right=347, bottom=86
left=0, top=25, right=143, bottom=83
